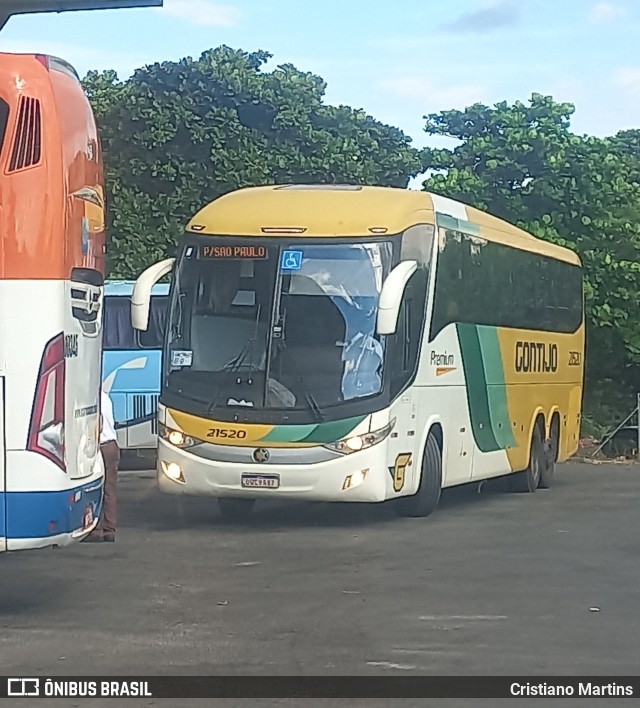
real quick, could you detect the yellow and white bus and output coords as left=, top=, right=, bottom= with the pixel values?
left=132, top=185, right=584, bottom=519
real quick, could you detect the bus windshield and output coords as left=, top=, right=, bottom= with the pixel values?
left=103, top=293, right=168, bottom=350
left=165, top=238, right=393, bottom=415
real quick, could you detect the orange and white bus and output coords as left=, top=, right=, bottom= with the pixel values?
left=0, top=51, right=107, bottom=551
left=0, top=1, right=163, bottom=552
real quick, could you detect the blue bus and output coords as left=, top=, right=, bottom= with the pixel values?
left=102, top=281, right=168, bottom=451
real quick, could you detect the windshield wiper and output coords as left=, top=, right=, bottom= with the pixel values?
left=223, top=304, right=262, bottom=373
left=273, top=339, right=324, bottom=421
left=222, top=340, right=261, bottom=373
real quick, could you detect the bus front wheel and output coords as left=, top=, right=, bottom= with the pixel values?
left=394, top=432, right=442, bottom=518
left=218, top=497, right=256, bottom=520
left=509, top=424, right=544, bottom=493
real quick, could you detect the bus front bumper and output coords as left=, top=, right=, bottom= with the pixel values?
left=156, top=438, right=390, bottom=503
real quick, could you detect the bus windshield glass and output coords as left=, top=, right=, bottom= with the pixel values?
left=104, top=293, right=168, bottom=350
left=165, top=238, right=393, bottom=415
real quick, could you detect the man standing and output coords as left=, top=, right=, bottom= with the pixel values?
left=83, top=387, right=119, bottom=543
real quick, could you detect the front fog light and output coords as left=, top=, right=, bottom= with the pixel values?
left=161, top=460, right=186, bottom=484
left=325, top=418, right=396, bottom=456
left=343, top=469, right=368, bottom=491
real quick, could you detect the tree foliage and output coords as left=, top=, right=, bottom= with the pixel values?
left=420, top=93, right=640, bottom=431
left=82, top=46, right=422, bottom=278
left=83, top=50, right=638, bottom=433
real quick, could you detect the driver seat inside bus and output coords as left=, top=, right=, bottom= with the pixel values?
left=275, top=280, right=345, bottom=404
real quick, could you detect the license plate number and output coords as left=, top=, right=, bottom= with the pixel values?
left=241, top=474, right=280, bottom=489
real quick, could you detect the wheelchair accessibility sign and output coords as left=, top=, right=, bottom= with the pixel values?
left=280, top=250, right=303, bottom=271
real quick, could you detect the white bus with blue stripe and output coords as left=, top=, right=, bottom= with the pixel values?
left=102, top=281, right=168, bottom=451
left=0, top=1, right=165, bottom=551
left=0, top=51, right=106, bottom=552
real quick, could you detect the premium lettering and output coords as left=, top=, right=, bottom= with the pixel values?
left=430, top=351, right=454, bottom=366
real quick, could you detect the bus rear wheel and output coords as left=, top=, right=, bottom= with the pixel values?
left=218, top=497, right=256, bottom=520
left=394, top=432, right=442, bottom=518
left=538, top=417, right=559, bottom=489
left=509, top=424, right=544, bottom=493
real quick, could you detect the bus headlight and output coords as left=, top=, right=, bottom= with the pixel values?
left=323, top=418, right=396, bottom=455
left=159, top=423, right=197, bottom=449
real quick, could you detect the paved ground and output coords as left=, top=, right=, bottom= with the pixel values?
left=1, top=461, right=639, bottom=707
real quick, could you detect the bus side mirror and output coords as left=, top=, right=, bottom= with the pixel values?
left=131, top=258, right=175, bottom=331
left=376, top=260, right=418, bottom=336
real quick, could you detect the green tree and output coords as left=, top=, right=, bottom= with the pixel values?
left=82, top=46, right=422, bottom=279
left=420, top=93, right=640, bottom=432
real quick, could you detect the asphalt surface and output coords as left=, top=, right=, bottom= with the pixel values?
left=1, top=460, right=639, bottom=707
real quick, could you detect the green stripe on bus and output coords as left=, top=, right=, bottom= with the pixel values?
left=260, top=416, right=367, bottom=444
left=259, top=424, right=318, bottom=443
left=476, top=326, right=516, bottom=449
left=298, top=415, right=367, bottom=444
left=456, top=323, right=501, bottom=452
left=435, top=213, right=481, bottom=236
left=436, top=213, right=460, bottom=230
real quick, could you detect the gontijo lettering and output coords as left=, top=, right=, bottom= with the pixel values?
left=515, top=341, right=558, bottom=373
left=201, top=245, right=267, bottom=259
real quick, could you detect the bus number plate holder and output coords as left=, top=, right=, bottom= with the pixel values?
left=82, top=504, right=94, bottom=530
left=241, top=473, right=280, bottom=489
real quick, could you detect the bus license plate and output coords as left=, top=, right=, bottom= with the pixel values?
left=241, top=473, right=280, bottom=489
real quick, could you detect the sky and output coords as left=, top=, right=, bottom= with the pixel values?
left=1, top=0, right=639, bottom=162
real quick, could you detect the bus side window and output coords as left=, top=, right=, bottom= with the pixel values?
left=430, top=230, right=583, bottom=339
left=388, top=268, right=428, bottom=398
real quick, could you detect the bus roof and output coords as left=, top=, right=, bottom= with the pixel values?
left=0, top=52, right=105, bottom=279
left=105, top=280, right=169, bottom=296
left=186, top=185, right=580, bottom=266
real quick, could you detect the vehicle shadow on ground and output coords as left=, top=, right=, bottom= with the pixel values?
left=121, top=471, right=541, bottom=533
left=120, top=451, right=156, bottom=470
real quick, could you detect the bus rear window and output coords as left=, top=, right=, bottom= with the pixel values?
left=103, top=296, right=168, bottom=350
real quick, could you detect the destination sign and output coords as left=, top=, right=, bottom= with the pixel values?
left=200, top=245, right=268, bottom=260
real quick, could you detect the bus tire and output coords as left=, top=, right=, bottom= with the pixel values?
left=218, top=497, right=256, bottom=520
left=539, top=416, right=559, bottom=489
left=509, top=424, right=544, bottom=493
left=394, top=432, right=442, bottom=518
